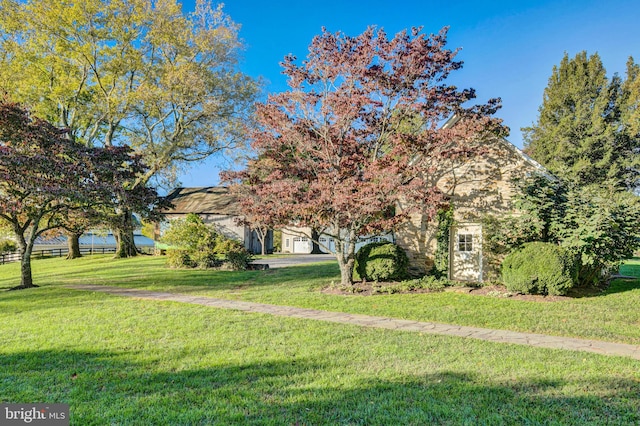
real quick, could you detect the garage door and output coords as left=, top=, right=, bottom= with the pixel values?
left=318, top=236, right=335, bottom=254
left=293, top=237, right=311, bottom=253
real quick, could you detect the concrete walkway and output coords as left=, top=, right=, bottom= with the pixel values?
left=68, top=284, right=640, bottom=360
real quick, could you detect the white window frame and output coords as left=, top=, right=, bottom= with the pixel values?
left=457, top=234, right=473, bottom=252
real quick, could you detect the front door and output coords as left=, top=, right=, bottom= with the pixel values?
left=450, top=223, right=483, bottom=282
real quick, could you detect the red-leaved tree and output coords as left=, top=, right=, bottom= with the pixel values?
left=0, top=101, right=92, bottom=288
left=0, top=100, right=163, bottom=288
left=224, top=27, right=505, bottom=285
left=59, top=146, right=164, bottom=260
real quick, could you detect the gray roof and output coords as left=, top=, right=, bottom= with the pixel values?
left=164, top=187, right=241, bottom=216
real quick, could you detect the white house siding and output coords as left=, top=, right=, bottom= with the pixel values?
left=282, top=228, right=394, bottom=254
left=201, top=214, right=246, bottom=243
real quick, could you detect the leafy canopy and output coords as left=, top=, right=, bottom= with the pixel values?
left=0, top=0, right=257, bottom=188
left=0, top=100, right=161, bottom=287
left=224, top=26, right=505, bottom=285
left=523, top=52, right=640, bottom=189
left=487, top=174, right=640, bottom=286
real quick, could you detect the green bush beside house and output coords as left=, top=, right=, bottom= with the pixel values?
left=163, top=214, right=253, bottom=270
left=353, top=242, right=409, bottom=282
left=501, top=242, right=578, bottom=296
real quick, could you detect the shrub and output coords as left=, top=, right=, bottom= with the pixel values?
left=353, top=242, right=409, bottom=282
left=191, top=250, right=222, bottom=269
left=218, top=239, right=253, bottom=270
left=495, top=175, right=640, bottom=286
left=166, top=249, right=194, bottom=269
left=0, top=239, right=16, bottom=254
left=374, top=275, right=452, bottom=294
left=501, top=242, right=577, bottom=296
left=224, top=249, right=253, bottom=270
left=162, top=214, right=218, bottom=253
left=162, top=214, right=254, bottom=270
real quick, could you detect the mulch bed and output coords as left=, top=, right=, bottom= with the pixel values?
left=322, top=282, right=605, bottom=301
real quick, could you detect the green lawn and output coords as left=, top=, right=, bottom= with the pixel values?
left=1, top=255, right=639, bottom=424
left=4, top=254, right=639, bottom=344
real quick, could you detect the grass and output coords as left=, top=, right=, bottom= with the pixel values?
left=0, top=255, right=639, bottom=424
left=3, top=254, right=639, bottom=344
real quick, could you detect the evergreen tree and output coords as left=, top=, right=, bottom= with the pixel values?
left=523, top=52, right=638, bottom=189
left=618, top=57, right=640, bottom=187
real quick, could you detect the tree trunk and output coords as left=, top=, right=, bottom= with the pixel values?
left=310, top=228, right=323, bottom=254
left=66, top=231, right=82, bottom=259
left=256, top=227, right=268, bottom=255
left=19, top=248, right=36, bottom=288
left=14, top=240, right=37, bottom=290
left=114, top=210, right=138, bottom=258
left=335, top=230, right=357, bottom=286
left=336, top=255, right=356, bottom=286
left=260, top=233, right=266, bottom=256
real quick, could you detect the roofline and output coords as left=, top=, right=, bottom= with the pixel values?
left=442, top=113, right=554, bottom=179
left=165, top=186, right=231, bottom=198
left=163, top=211, right=242, bottom=216
left=161, top=186, right=241, bottom=216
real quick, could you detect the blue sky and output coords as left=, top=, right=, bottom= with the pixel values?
left=178, top=0, right=640, bottom=187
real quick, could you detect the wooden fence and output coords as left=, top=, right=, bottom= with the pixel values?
left=0, top=246, right=154, bottom=265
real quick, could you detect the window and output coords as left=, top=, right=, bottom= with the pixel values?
left=285, top=239, right=290, bottom=248
left=457, top=234, right=473, bottom=252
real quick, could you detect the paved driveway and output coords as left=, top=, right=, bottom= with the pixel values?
left=252, top=254, right=336, bottom=269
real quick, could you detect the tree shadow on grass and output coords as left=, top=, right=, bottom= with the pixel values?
left=599, top=277, right=640, bottom=297
left=133, top=263, right=341, bottom=294
left=0, top=259, right=339, bottom=296
left=0, top=264, right=340, bottom=316
left=1, top=349, right=638, bottom=425
left=567, top=276, right=640, bottom=299
left=0, top=287, right=103, bottom=315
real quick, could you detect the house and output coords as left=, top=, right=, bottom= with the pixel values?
left=162, top=187, right=273, bottom=254
left=394, top=115, right=548, bottom=282
left=281, top=116, right=545, bottom=282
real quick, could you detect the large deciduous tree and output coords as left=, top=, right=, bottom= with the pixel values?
left=0, top=0, right=257, bottom=256
left=523, top=52, right=640, bottom=189
left=82, top=145, right=167, bottom=258
left=224, top=27, right=504, bottom=285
